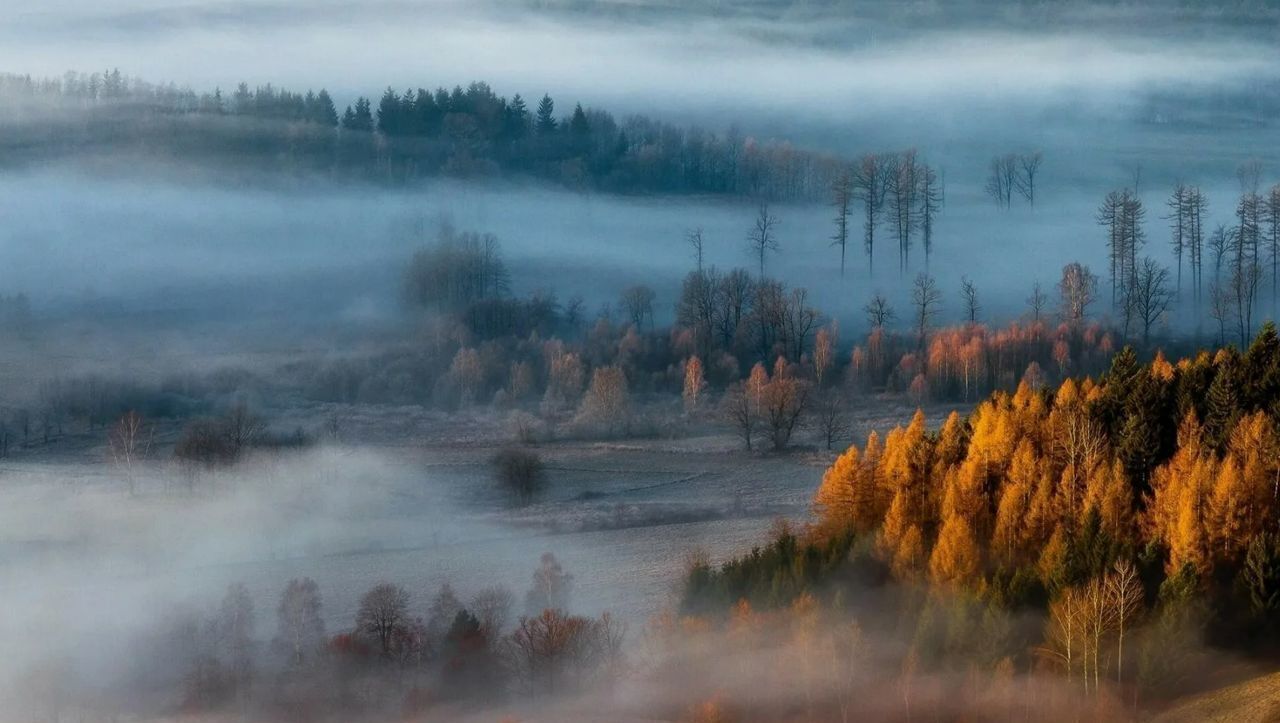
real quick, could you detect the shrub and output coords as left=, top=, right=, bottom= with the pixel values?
left=492, top=448, right=546, bottom=505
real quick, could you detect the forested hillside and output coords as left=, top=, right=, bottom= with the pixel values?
left=681, top=325, right=1280, bottom=716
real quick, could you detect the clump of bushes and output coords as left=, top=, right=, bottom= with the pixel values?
left=492, top=448, right=546, bottom=505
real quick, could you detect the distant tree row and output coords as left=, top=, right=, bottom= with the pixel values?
left=173, top=553, right=623, bottom=717
left=0, top=72, right=843, bottom=201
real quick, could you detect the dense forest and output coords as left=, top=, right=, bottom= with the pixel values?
left=681, top=327, right=1280, bottom=716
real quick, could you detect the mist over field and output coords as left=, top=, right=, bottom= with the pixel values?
left=6, top=1, right=1280, bottom=721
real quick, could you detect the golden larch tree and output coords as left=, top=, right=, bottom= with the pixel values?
left=929, top=515, right=982, bottom=589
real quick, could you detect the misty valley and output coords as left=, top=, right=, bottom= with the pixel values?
left=7, top=1, right=1280, bottom=722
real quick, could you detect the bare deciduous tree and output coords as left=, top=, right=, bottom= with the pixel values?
left=911, top=273, right=942, bottom=349
left=918, top=164, right=942, bottom=266
left=1027, top=281, right=1048, bottom=323
left=886, top=150, right=920, bottom=273
left=853, top=154, right=887, bottom=275
left=1105, top=560, right=1144, bottom=686
left=275, top=578, right=325, bottom=668
left=109, top=410, right=151, bottom=495
left=813, top=392, right=851, bottom=451
left=747, top=203, right=779, bottom=278
left=831, top=172, right=853, bottom=277
left=863, top=292, right=895, bottom=329
left=686, top=227, right=705, bottom=272
left=525, top=552, right=573, bottom=615
left=1209, top=279, right=1233, bottom=346
left=763, top=366, right=810, bottom=451
left=357, top=583, right=410, bottom=658
left=217, top=583, right=254, bottom=700
left=1016, top=151, right=1043, bottom=206
left=985, top=154, right=1018, bottom=208
left=960, top=276, right=980, bottom=324
left=724, top=382, right=757, bottom=451
left=1131, top=256, right=1172, bottom=343
left=619, top=285, right=656, bottom=330
left=1058, top=262, right=1098, bottom=327
left=470, top=586, right=514, bottom=639
left=223, top=402, right=265, bottom=458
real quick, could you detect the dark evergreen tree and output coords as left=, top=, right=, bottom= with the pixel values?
left=377, top=87, right=405, bottom=135
left=504, top=94, right=529, bottom=142
left=1242, top=321, right=1280, bottom=410
left=1095, top=346, right=1142, bottom=439
left=535, top=94, right=557, bottom=135
left=1240, top=534, right=1280, bottom=629
left=1119, top=370, right=1173, bottom=492
left=1206, top=350, right=1242, bottom=451
left=313, top=89, right=338, bottom=127
left=568, top=103, right=590, bottom=155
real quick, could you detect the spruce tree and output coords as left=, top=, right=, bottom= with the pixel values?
left=1207, top=355, right=1241, bottom=451
left=314, top=89, right=338, bottom=127
left=504, top=94, right=529, bottom=140
left=535, top=94, right=556, bottom=135
left=1243, top=321, right=1280, bottom=409
left=569, top=103, right=590, bottom=155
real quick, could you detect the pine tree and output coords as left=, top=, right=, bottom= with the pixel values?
left=568, top=103, right=590, bottom=155
left=314, top=89, right=338, bottom=127
left=1243, top=321, right=1280, bottom=409
left=535, top=94, right=557, bottom=135
left=505, top=93, right=529, bottom=140
left=1206, top=354, right=1242, bottom=451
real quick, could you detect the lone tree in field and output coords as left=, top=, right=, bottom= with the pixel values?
left=493, top=448, right=546, bottom=505
left=747, top=203, right=779, bottom=278
left=357, top=583, right=410, bottom=658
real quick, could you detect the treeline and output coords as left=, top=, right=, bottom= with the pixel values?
left=158, top=553, right=625, bottom=719
left=0, top=71, right=841, bottom=200
left=684, top=324, right=1280, bottom=711
left=9, top=225, right=1130, bottom=461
